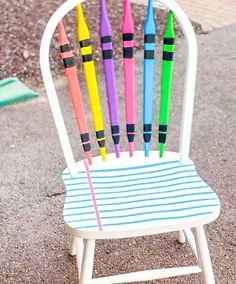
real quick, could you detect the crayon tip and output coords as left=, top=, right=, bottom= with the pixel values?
left=114, top=144, right=120, bottom=158
left=77, top=3, right=83, bottom=16
left=165, top=10, right=175, bottom=37
left=100, top=147, right=106, bottom=161
left=128, top=142, right=134, bottom=157
left=85, top=151, right=93, bottom=165
left=122, top=0, right=134, bottom=33
left=159, top=143, right=165, bottom=158
left=144, top=143, right=150, bottom=157
left=58, top=21, right=69, bottom=46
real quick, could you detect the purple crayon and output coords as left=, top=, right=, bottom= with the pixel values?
left=100, top=0, right=120, bottom=158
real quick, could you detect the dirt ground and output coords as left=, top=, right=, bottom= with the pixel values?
left=0, top=0, right=202, bottom=88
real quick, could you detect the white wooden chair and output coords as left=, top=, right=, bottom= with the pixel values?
left=40, top=0, right=220, bottom=283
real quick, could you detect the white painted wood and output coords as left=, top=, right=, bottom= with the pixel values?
left=177, top=230, right=186, bottom=244
left=194, top=226, right=216, bottom=284
left=79, top=239, right=95, bottom=284
left=184, top=228, right=198, bottom=258
left=90, top=266, right=201, bottom=283
left=69, top=236, right=77, bottom=256
left=75, top=238, right=84, bottom=278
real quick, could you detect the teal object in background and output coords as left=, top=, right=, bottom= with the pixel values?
left=0, top=77, right=38, bottom=108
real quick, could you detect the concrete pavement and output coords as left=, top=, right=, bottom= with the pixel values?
left=132, top=0, right=236, bottom=32
left=177, top=0, right=236, bottom=31
left=0, top=24, right=236, bottom=283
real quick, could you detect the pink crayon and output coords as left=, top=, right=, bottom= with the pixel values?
left=122, top=0, right=135, bottom=157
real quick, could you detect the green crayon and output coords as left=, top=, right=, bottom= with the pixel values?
left=158, top=11, right=175, bottom=158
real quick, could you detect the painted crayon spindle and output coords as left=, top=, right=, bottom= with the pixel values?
left=122, top=0, right=135, bottom=157
left=159, top=10, right=175, bottom=158
left=100, top=0, right=120, bottom=158
left=77, top=4, right=106, bottom=161
left=143, top=0, right=157, bottom=157
left=58, top=21, right=92, bottom=165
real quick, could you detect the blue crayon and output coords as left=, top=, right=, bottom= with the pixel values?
left=143, top=0, right=157, bottom=157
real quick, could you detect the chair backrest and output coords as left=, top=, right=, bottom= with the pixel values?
left=40, top=0, right=197, bottom=177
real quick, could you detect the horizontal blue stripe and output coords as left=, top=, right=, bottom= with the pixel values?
left=64, top=171, right=192, bottom=186
left=64, top=191, right=214, bottom=205
left=96, top=192, right=215, bottom=204
left=65, top=204, right=219, bottom=222
left=64, top=172, right=197, bottom=187
left=66, top=185, right=208, bottom=198
left=63, top=198, right=218, bottom=211
left=64, top=169, right=195, bottom=186
left=62, top=160, right=181, bottom=175
left=63, top=202, right=219, bottom=217
left=67, top=186, right=209, bottom=200
left=62, top=164, right=194, bottom=180
left=65, top=175, right=199, bottom=189
left=64, top=211, right=96, bottom=217
left=66, top=180, right=204, bottom=193
left=73, top=212, right=214, bottom=229
left=65, top=185, right=208, bottom=200
left=66, top=181, right=205, bottom=196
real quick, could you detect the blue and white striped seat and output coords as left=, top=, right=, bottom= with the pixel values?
left=62, top=151, right=220, bottom=238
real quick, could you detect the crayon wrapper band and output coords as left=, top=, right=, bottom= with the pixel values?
left=81, top=46, right=92, bottom=55
left=102, top=42, right=112, bottom=50
left=144, top=43, right=155, bottom=50
left=61, top=51, right=74, bottom=59
left=123, top=41, right=134, bottom=48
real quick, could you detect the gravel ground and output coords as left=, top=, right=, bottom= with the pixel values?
left=0, top=0, right=202, bottom=88
left=0, top=25, right=235, bottom=283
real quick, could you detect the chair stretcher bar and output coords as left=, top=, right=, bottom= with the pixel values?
left=91, top=265, right=202, bottom=283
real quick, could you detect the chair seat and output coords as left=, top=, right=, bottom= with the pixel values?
left=62, top=151, right=220, bottom=239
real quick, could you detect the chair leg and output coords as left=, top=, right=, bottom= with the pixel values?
left=79, top=239, right=95, bottom=284
left=75, top=238, right=85, bottom=279
left=193, top=226, right=215, bottom=284
left=184, top=229, right=198, bottom=259
left=177, top=230, right=186, bottom=243
left=69, top=236, right=77, bottom=256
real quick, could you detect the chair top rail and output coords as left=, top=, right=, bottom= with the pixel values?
left=40, top=0, right=197, bottom=176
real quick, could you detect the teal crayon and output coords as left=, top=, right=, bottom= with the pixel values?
left=159, top=11, right=175, bottom=158
left=143, top=0, right=157, bottom=157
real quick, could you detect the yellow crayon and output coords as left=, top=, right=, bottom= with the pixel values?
left=77, top=4, right=106, bottom=161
